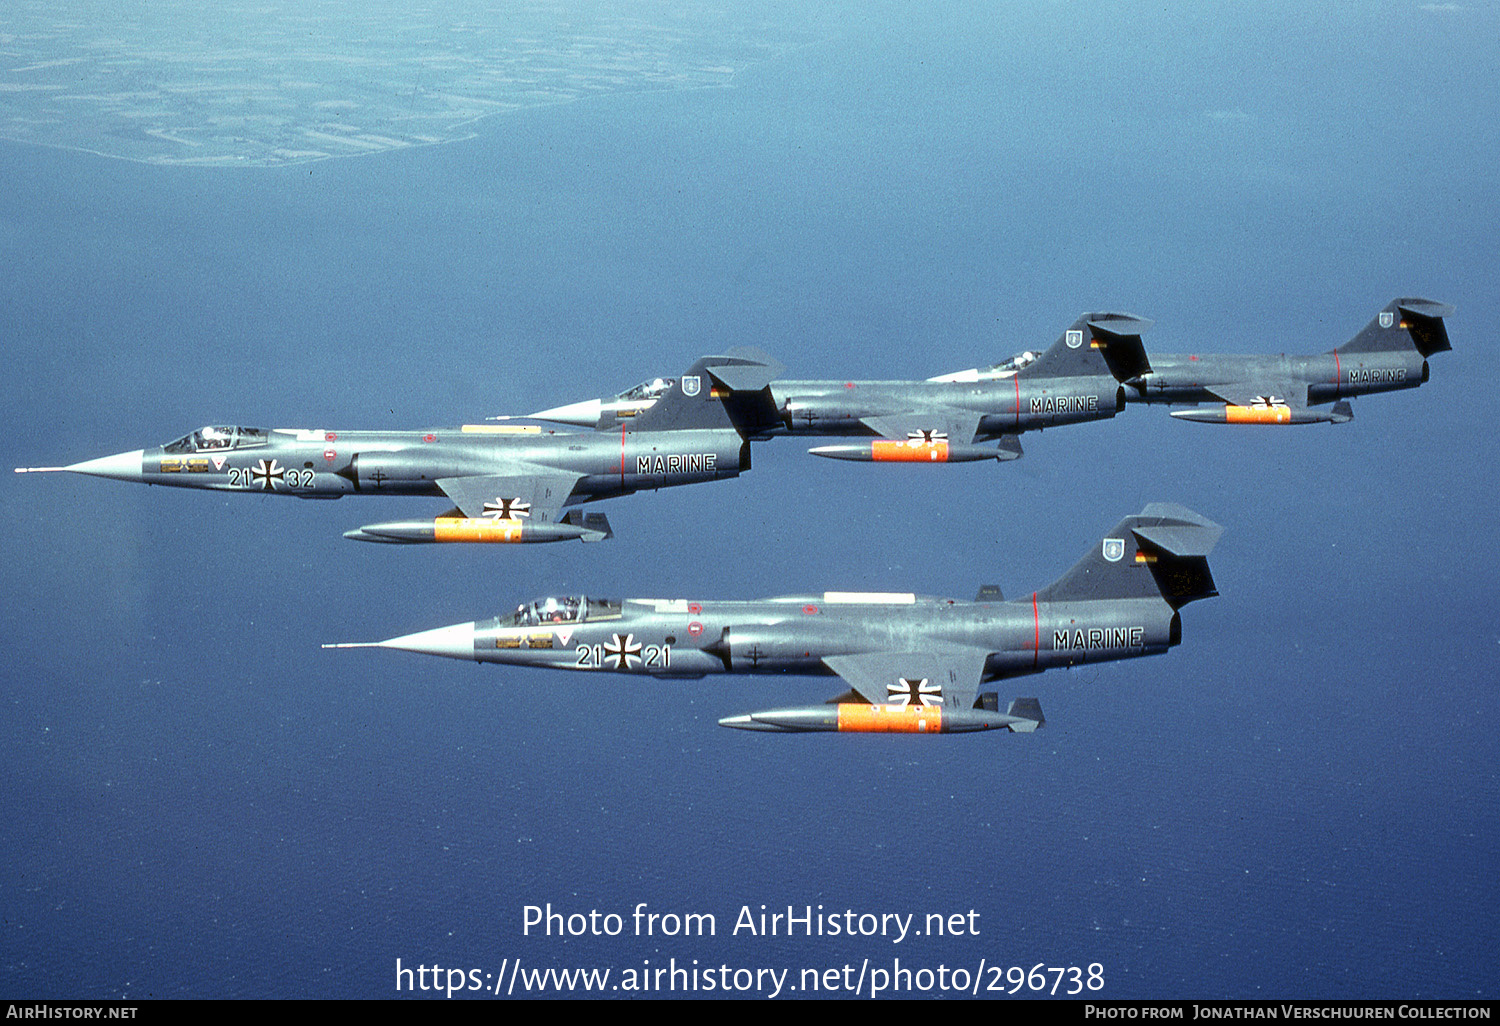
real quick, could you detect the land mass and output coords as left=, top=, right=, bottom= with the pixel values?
left=0, top=1, right=813, bottom=166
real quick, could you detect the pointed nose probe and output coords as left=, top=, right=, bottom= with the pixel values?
left=15, top=450, right=146, bottom=482
left=323, top=622, right=478, bottom=661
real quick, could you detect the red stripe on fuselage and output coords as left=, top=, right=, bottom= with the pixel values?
left=1032, top=591, right=1040, bottom=670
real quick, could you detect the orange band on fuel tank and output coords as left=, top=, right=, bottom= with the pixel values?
left=433, top=517, right=525, bottom=542
left=871, top=440, right=949, bottom=462
left=1224, top=404, right=1292, bottom=424
left=837, top=704, right=944, bottom=733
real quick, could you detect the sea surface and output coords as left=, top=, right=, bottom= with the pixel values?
left=1, top=2, right=1496, bottom=1000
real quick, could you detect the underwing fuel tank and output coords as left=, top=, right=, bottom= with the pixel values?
left=1169, top=400, right=1353, bottom=425
left=808, top=437, right=1022, bottom=463
left=718, top=699, right=1044, bottom=734
left=344, top=511, right=612, bottom=544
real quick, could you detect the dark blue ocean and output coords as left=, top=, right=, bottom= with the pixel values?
left=2, top=5, right=1496, bottom=1000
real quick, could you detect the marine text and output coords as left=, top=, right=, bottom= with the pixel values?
left=1053, top=626, right=1145, bottom=651
left=636, top=453, right=718, bottom=476
left=1347, top=368, right=1406, bottom=383
left=1030, top=395, right=1100, bottom=414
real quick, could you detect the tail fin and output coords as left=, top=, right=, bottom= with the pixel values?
left=628, top=349, right=784, bottom=434
left=1334, top=298, right=1454, bottom=358
left=1020, top=312, right=1153, bottom=382
left=560, top=510, right=613, bottom=542
left=713, top=346, right=786, bottom=439
left=1034, top=503, right=1222, bottom=608
left=1004, top=697, right=1045, bottom=731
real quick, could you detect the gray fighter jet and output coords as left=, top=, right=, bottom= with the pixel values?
left=513, top=311, right=1154, bottom=464
left=15, top=352, right=780, bottom=545
left=1126, top=297, right=1453, bottom=424
left=326, top=503, right=1221, bottom=734
left=524, top=297, right=1454, bottom=443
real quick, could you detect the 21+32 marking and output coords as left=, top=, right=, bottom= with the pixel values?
left=227, top=460, right=316, bottom=490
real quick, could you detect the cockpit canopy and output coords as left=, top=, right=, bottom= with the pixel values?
left=926, top=350, right=1040, bottom=383
left=614, top=378, right=676, bottom=402
left=989, top=350, right=1040, bottom=376
left=511, top=596, right=622, bottom=626
left=162, top=425, right=269, bottom=454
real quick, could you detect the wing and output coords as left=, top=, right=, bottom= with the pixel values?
left=1202, top=379, right=1310, bottom=411
left=862, top=409, right=984, bottom=445
left=435, top=466, right=584, bottom=523
left=823, top=647, right=992, bottom=711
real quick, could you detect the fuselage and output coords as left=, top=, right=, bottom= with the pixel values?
left=1124, top=350, right=1428, bottom=406
left=85, top=423, right=746, bottom=506
left=431, top=591, right=1177, bottom=682
left=533, top=375, right=1124, bottom=441
left=770, top=378, right=1124, bottom=439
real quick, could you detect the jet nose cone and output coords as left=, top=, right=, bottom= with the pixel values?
left=17, top=450, right=146, bottom=481
left=526, top=398, right=604, bottom=427
left=376, top=622, right=478, bottom=661
left=66, top=449, right=147, bottom=482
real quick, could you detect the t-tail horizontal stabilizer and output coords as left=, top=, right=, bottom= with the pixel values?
left=630, top=349, right=785, bottom=434
left=1035, top=503, right=1222, bottom=608
left=1022, top=312, right=1153, bottom=382
left=1335, top=298, right=1455, bottom=358
left=517, top=348, right=785, bottom=432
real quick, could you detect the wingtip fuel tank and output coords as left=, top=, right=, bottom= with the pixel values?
left=808, top=438, right=1021, bottom=463
left=717, top=699, right=1044, bottom=734
left=343, top=511, right=613, bottom=544
left=1169, top=399, right=1354, bottom=425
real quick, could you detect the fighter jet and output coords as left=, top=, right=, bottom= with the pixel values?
left=1125, top=297, right=1453, bottom=424
left=14, top=351, right=781, bottom=545
left=513, top=312, right=1154, bottom=464
left=326, top=503, right=1221, bottom=734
